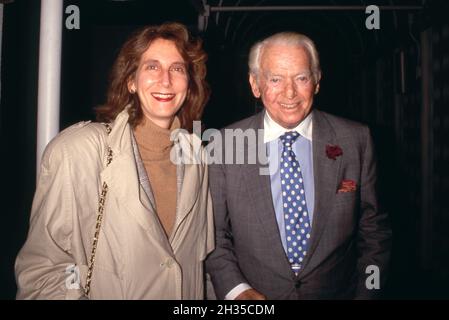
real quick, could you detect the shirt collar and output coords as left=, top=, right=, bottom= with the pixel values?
left=263, top=110, right=314, bottom=143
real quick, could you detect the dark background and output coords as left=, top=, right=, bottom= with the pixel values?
left=1, top=0, right=449, bottom=299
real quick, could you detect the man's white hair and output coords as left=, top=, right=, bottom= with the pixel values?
left=248, top=32, right=321, bottom=84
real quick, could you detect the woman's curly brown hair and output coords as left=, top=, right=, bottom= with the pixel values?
left=96, top=22, right=210, bottom=132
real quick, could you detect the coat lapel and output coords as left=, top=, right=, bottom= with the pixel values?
left=100, top=110, right=173, bottom=254
left=299, top=110, right=342, bottom=275
left=170, top=163, right=201, bottom=244
left=168, top=131, right=204, bottom=246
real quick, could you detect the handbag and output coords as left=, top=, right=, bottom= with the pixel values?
left=83, top=123, right=113, bottom=297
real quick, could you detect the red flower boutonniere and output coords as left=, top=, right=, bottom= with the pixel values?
left=326, top=144, right=343, bottom=160
left=337, top=179, right=357, bottom=193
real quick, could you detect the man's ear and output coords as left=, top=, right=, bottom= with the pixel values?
left=249, top=73, right=261, bottom=98
left=314, top=82, right=320, bottom=95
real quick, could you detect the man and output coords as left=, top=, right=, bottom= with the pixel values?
left=206, top=31, right=392, bottom=299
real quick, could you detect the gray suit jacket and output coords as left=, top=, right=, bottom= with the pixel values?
left=206, top=109, right=392, bottom=299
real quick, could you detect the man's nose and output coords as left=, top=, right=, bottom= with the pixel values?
left=284, top=78, right=297, bottom=99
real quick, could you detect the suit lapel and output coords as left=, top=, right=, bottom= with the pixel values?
left=243, top=162, right=284, bottom=249
left=242, top=112, right=294, bottom=277
left=299, top=110, right=342, bottom=275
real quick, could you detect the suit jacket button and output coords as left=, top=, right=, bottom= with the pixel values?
left=295, top=281, right=302, bottom=289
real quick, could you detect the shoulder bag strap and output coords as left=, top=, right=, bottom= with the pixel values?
left=84, top=123, right=113, bottom=297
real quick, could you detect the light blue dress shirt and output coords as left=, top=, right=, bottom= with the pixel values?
left=264, top=111, right=315, bottom=254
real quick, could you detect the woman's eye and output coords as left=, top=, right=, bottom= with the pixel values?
left=146, top=64, right=158, bottom=70
left=171, top=66, right=185, bottom=73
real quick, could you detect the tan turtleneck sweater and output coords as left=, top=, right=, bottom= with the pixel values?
left=133, top=117, right=180, bottom=238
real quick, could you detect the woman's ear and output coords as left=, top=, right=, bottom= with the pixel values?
left=127, top=79, right=136, bottom=94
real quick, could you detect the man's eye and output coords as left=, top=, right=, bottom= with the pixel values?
left=297, top=75, right=310, bottom=83
left=270, top=78, right=281, bottom=83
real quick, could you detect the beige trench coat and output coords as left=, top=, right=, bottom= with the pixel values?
left=15, top=108, right=214, bottom=299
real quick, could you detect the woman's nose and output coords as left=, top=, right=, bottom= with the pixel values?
left=160, top=69, right=172, bottom=87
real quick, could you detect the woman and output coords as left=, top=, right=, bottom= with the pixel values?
left=15, top=22, right=214, bottom=299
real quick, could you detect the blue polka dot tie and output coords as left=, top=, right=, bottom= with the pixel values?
left=280, top=131, right=311, bottom=275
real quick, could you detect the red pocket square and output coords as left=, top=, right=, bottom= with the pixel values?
left=337, top=179, right=357, bottom=193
